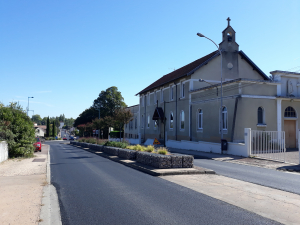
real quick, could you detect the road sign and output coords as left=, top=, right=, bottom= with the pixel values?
left=153, top=138, right=161, bottom=145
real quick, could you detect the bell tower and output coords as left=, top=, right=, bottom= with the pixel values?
left=219, top=17, right=239, bottom=79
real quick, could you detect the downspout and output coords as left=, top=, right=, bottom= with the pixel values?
left=231, top=96, right=240, bottom=142
left=175, top=83, right=178, bottom=141
left=144, top=95, right=146, bottom=143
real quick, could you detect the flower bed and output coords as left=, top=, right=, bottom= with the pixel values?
left=70, top=141, right=193, bottom=169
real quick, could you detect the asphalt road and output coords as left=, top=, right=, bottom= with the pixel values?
left=49, top=142, right=280, bottom=225
left=167, top=148, right=300, bottom=195
left=193, top=159, right=300, bottom=195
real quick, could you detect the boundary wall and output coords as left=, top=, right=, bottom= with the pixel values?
left=0, top=141, right=8, bottom=163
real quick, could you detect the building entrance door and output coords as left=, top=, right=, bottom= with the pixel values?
left=284, top=120, right=296, bottom=148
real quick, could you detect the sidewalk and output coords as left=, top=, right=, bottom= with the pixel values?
left=167, top=147, right=300, bottom=173
left=0, top=145, right=48, bottom=225
left=162, top=174, right=300, bottom=225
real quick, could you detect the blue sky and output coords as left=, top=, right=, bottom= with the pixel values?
left=1, top=0, right=299, bottom=119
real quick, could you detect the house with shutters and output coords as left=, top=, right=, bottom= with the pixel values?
left=124, top=18, right=299, bottom=155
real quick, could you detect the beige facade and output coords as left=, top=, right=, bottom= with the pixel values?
left=124, top=105, right=140, bottom=140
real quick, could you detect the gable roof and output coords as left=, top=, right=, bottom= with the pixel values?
left=239, top=50, right=269, bottom=80
left=136, top=50, right=220, bottom=95
left=137, top=49, right=269, bottom=96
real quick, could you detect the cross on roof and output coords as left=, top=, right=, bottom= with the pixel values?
left=227, top=17, right=231, bottom=26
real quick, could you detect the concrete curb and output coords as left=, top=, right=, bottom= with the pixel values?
left=39, top=145, right=62, bottom=225
left=70, top=144, right=215, bottom=176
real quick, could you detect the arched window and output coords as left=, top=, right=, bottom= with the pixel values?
left=169, top=112, right=174, bottom=129
left=257, top=107, right=264, bottom=124
left=284, top=106, right=296, bottom=118
left=147, top=115, right=150, bottom=128
left=180, top=110, right=185, bottom=130
left=198, top=109, right=203, bottom=129
left=222, top=107, right=227, bottom=130
left=154, top=120, right=157, bottom=129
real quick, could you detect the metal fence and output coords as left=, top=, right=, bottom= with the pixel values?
left=251, top=130, right=286, bottom=162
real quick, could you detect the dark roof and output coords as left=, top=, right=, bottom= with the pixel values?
left=136, top=50, right=219, bottom=95
left=136, top=49, right=269, bottom=96
left=239, top=51, right=269, bottom=80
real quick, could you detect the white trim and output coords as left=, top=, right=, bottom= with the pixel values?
left=277, top=99, right=282, bottom=132
left=256, top=124, right=267, bottom=128
left=283, top=117, right=297, bottom=120
left=241, top=95, right=276, bottom=99
left=280, top=74, right=300, bottom=78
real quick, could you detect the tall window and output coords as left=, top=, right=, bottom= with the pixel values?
left=154, top=120, right=157, bottom=129
left=284, top=106, right=296, bottom=117
left=154, top=92, right=157, bottom=105
left=198, top=109, right=203, bottom=129
left=180, top=110, right=185, bottom=130
left=170, top=86, right=174, bottom=100
left=161, top=89, right=164, bottom=102
left=222, top=107, right=228, bottom=130
left=257, top=107, right=264, bottom=124
left=181, top=82, right=185, bottom=98
left=135, top=117, right=137, bottom=129
left=141, top=96, right=144, bottom=107
left=170, top=112, right=174, bottom=129
left=141, top=115, right=144, bottom=129
left=147, top=93, right=150, bottom=105
left=147, top=115, right=150, bottom=128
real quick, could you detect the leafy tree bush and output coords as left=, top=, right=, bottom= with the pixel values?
left=0, top=102, right=35, bottom=157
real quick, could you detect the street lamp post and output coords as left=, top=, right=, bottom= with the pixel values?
left=27, top=97, right=34, bottom=116
left=197, top=33, right=223, bottom=139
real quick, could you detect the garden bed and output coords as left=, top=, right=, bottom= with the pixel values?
left=70, top=141, right=193, bottom=169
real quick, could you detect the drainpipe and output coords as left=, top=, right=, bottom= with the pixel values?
left=144, top=95, right=146, bottom=143
left=231, top=96, right=240, bottom=142
left=175, top=83, right=178, bottom=141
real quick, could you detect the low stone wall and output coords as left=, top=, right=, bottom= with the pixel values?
left=70, top=141, right=194, bottom=169
left=0, top=141, right=8, bottom=163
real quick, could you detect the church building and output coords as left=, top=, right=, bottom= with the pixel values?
left=124, top=18, right=300, bottom=155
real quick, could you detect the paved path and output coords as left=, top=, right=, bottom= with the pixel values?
left=0, top=145, right=48, bottom=225
left=50, top=142, right=280, bottom=225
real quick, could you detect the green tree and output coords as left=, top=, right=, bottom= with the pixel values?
left=31, top=114, right=42, bottom=125
left=93, top=86, right=127, bottom=119
left=52, top=121, right=56, bottom=137
left=74, top=107, right=98, bottom=127
left=46, top=117, right=50, bottom=137
left=41, top=117, right=47, bottom=125
left=114, top=108, right=133, bottom=140
left=0, top=102, right=35, bottom=157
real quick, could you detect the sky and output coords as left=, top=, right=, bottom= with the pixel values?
left=1, top=0, right=299, bottom=119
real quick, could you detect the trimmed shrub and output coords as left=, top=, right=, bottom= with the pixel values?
left=145, top=145, right=155, bottom=152
left=105, top=141, right=128, bottom=149
left=157, top=147, right=169, bottom=155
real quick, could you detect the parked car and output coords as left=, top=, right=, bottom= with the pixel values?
left=69, top=136, right=74, bottom=140
left=63, top=137, right=67, bottom=140
left=34, top=137, right=42, bottom=152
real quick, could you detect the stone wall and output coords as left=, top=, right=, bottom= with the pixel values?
left=70, top=141, right=194, bottom=169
